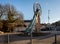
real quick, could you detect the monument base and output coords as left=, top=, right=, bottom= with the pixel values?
left=35, top=23, right=41, bottom=32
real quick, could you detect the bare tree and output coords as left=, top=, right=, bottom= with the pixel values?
left=0, top=4, right=24, bottom=32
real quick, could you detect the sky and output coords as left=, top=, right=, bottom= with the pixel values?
left=0, top=0, right=60, bottom=23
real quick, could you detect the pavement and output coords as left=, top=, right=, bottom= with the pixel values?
left=0, top=32, right=60, bottom=44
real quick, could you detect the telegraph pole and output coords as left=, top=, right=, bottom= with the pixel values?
left=48, top=10, right=50, bottom=24
left=48, top=10, right=50, bottom=30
